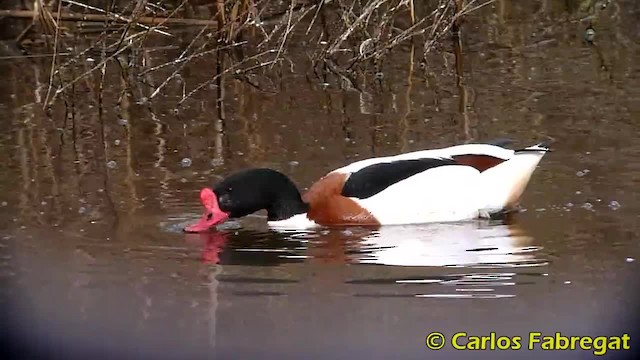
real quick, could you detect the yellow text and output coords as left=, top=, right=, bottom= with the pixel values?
left=528, top=332, right=630, bottom=356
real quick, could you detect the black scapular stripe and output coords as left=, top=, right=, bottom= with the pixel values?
left=341, top=158, right=458, bottom=199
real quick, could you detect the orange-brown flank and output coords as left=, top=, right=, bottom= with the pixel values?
left=302, top=172, right=380, bottom=226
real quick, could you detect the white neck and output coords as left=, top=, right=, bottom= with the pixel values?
left=267, top=213, right=319, bottom=229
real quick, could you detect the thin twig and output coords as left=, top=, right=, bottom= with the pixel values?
left=139, top=41, right=248, bottom=77
left=0, top=53, right=74, bottom=60
left=271, top=0, right=297, bottom=68
left=49, top=31, right=146, bottom=103
left=326, top=0, right=387, bottom=55
left=0, top=8, right=220, bottom=33
left=43, top=1, right=63, bottom=108
left=306, top=0, right=325, bottom=34
left=149, top=41, right=248, bottom=98
left=177, top=50, right=280, bottom=105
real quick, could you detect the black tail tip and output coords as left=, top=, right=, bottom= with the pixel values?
left=535, top=140, right=552, bottom=150
left=514, top=140, right=553, bottom=153
left=486, top=137, right=554, bottom=152
left=486, top=138, right=515, bottom=148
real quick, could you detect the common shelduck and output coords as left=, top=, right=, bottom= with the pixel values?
left=183, top=140, right=549, bottom=232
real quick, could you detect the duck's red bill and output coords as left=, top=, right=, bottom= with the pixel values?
left=183, top=188, right=230, bottom=233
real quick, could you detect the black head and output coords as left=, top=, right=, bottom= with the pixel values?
left=213, top=168, right=308, bottom=221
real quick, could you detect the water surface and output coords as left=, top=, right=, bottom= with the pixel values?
left=1, top=1, right=639, bottom=359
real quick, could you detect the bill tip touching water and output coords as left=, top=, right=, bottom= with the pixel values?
left=183, top=140, right=550, bottom=233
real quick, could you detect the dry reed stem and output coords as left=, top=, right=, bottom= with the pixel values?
left=43, top=1, right=63, bottom=107
left=0, top=9, right=217, bottom=31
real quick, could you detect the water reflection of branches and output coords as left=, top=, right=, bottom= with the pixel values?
left=451, top=0, right=476, bottom=142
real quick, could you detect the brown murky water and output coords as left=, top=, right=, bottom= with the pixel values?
left=1, top=2, right=639, bottom=359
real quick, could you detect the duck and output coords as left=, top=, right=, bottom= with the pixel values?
left=183, top=140, right=550, bottom=232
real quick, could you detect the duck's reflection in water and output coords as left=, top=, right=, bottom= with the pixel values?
left=183, top=233, right=226, bottom=350
left=307, top=221, right=547, bottom=299
left=187, top=219, right=547, bottom=297
left=353, top=221, right=543, bottom=268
